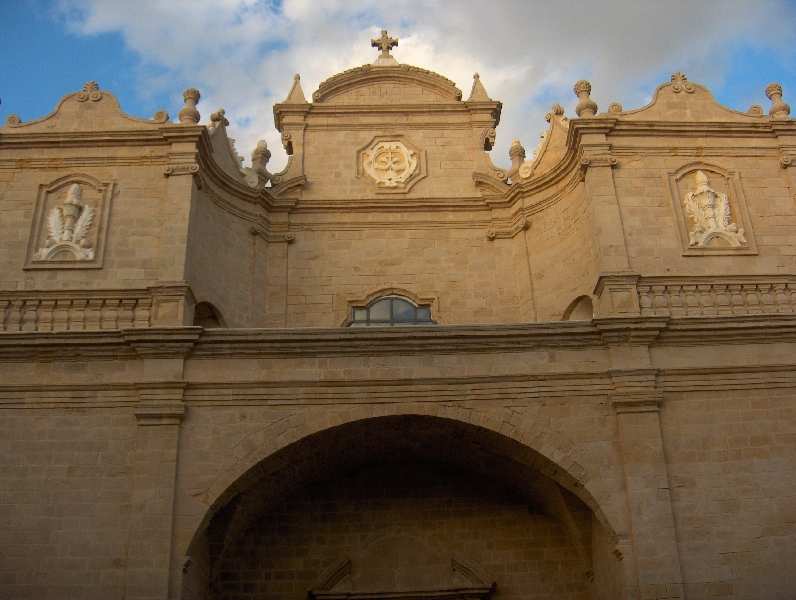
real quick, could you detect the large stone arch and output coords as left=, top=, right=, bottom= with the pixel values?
left=179, top=406, right=626, bottom=600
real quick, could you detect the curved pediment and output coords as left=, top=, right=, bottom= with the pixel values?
left=613, top=73, right=766, bottom=122
left=2, top=81, right=170, bottom=132
left=312, top=64, right=463, bottom=104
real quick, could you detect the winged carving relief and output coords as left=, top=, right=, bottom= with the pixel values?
left=683, top=171, right=746, bottom=247
left=34, top=183, right=95, bottom=261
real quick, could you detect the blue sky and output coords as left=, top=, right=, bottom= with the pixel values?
left=2, top=0, right=796, bottom=171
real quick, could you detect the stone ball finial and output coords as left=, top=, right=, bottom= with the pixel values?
left=179, top=88, right=201, bottom=125
left=574, top=79, right=597, bottom=117
left=766, top=83, right=791, bottom=118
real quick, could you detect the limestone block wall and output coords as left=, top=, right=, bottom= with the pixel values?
left=523, top=183, right=600, bottom=322
left=184, top=188, right=259, bottom=328
left=0, top=161, right=184, bottom=290
left=612, top=153, right=796, bottom=276
left=280, top=213, right=520, bottom=327
left=0, top=407, right=137, bottom=599
left=661, top=386, right=796, bottom=598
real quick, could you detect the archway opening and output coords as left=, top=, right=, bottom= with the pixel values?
left=182, top=416, right=625, bottom=600
left=562, top=296, right=594, bottom=321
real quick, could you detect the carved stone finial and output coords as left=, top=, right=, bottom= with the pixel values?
left=243, top=140, right=272, bottom=189
left=284, top=74, right=308, bottom=104
left=670, top=72, right=695, bottom=93
left=371, top=29, right=398, bottom=65
left=371, top=29, right=398, bottom=58
left=506, top=139, right=526, bottom=181
left=766, top=83, right=791, bottom=118
left=683, top=171, right=746, bottom=248
left=671, top=72, right=687, bottom=84
left=210, top=108, right=229, bottom=126
left=467, top=72, right=492, bottom=102
left=545, top=103, right=565, bottom=122
left=574, top=80, right=597, bottom=117
left=77, top=80, right=102, bottom=102
left=178, top=88, right=201, bottom=124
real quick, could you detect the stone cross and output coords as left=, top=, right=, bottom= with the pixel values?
left=371, top=30, right=398, bottom=58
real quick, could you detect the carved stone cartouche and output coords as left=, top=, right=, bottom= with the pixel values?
left=683, top=171, right=746, bottom=248
left=362, top=140, right=418, bottom=188
left=34, top=183, right=95, bottom=261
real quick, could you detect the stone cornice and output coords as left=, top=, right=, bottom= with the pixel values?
left=124, top=327, right=202, bottom=358
left=2, top=316, right=796, bottom=362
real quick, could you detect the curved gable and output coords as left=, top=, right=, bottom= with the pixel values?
left=312, top=64, right=463, bottom=104
left=2, top=81, right=169, bottom=132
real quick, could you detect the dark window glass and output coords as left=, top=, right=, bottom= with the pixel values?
left=349, top=295, right=435, bottom=327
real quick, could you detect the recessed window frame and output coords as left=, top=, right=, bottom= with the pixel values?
left=349, top=295, right=435, bottom=327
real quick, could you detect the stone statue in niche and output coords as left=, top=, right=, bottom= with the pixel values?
left=683, top=171, right=746, bottom=247
left=34, top=183, right=95, bottom=261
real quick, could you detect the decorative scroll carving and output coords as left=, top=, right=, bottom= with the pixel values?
left=683, top=171, right=746, bottom=247
left=670, top=72, right=695, bottom=94
left=77, top=81, right=102, bottom=102
left=33, top=184, right=95, bottom=261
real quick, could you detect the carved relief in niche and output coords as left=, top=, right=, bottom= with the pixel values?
left=667, top=164, right=757, bottom=255
left=356, top=135, right=426, bottom=193
left=25, top=175, right=113, bottom=269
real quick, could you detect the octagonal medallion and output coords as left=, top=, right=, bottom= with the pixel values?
left=356, top=135, right=426, bottom=193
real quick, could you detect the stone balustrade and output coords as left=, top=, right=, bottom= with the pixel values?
left=0, top=284, right=195, bottom=331
left=637, top=277, right=796, bottom=318
left=0, top=291, right=152, bottom=332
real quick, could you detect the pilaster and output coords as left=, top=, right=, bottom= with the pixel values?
left=123, top=328, right=200, bottom=600
left=597, top=318, right=684, bottom=600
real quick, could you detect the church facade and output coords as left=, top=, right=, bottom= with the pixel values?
left=1, top=32, right=796, bottom=600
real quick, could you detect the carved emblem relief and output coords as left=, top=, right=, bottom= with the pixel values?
left=362, top=140, right=417, bottom=187
left=25, top=175, right=113, bottom=269
left=356, top=135, right=425, bottom=193
left=667, top=164, right=756, bottom=255
left=683, top=171, right=746, bottom=247
left=34, top=183, right=95, bottom=260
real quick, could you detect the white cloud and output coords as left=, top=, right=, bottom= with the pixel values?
left=55, top=0, right=796, bottom=171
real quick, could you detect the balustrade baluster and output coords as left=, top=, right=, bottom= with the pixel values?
left=743, top=284, right=762, bottom=314
left=21, top=300, right=39, bottom=331
left=638, top=285, right=653, bottom=316
left=714, top=284, right=732, bottom=315
left=698, top=284, right=717, bottom=316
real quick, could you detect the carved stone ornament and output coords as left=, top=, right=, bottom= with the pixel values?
left=357, top=136, right=425, bottom=193
left=34, top=183, right=95, bottom=261
left=683, top=171, right=746, bottom=247
left=363, top=140, right=417, bottom=187
left=25, top=175, right=113, bottom=270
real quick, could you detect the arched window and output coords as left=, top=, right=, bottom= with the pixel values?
left=193, top=302, right=226, bottom=328
left=349, top=295, right=435, bottom=327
